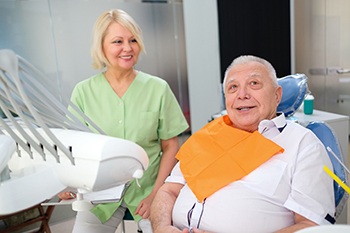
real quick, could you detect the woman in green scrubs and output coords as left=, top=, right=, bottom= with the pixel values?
left=59, top=8, right=189, bottom=233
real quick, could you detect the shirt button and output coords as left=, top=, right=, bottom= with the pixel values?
left=118, top=120, right=122, bottom=124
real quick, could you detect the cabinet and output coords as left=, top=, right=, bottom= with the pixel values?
left=293, top=109, right=349, bottom=224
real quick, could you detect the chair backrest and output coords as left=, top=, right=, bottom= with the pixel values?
left=278, top=74, right=349, bottom=218
left=306, top=121, right=349, bottom=218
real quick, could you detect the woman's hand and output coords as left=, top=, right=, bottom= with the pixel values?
left=135, top=194, right=154, bottom=218
left=57, top=191, right=76, bottom=200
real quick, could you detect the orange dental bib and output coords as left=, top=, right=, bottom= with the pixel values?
left=176, top=115, right=284, bottom=202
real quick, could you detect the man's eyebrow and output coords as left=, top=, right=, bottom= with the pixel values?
left=249, top=73, right=263, bottom=78
left=226, top=73, right=262, bottom=82
left=225, top=78, right=236, bottom=88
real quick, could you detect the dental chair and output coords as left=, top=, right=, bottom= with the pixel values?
left=278, top=74, right=349, bottom=220
left=0, top=49, right=149, bottom=232
left=213, top=73, right=349, bottom=221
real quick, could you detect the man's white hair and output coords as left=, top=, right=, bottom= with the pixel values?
left=222, top=55, right=278, bottom=94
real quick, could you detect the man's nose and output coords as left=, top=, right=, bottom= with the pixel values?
left=237, top=86, right=250, bottom=99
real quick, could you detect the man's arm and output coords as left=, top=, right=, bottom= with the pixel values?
left=150, top=182, right=184, bottom=233
left=275, top=212, right=317, bottom=233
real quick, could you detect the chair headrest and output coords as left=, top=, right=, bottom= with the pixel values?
left=277, top=73, right=310, bottom=117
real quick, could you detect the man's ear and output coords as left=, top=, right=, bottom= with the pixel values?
left=276, top=86, right=283, bottom=105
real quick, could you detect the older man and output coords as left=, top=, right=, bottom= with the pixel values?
left=150, top=55, right=335, bottom=233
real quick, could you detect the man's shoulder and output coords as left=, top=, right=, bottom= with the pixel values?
left=285, top=120, right=320, bottom=140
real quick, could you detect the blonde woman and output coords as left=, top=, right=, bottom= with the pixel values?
left=60, top=9, right=188, bottom=233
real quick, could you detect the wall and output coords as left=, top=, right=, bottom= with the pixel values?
left=217, top=0, right=292, bottom=79
left=183, top=0, right=222, bottom=133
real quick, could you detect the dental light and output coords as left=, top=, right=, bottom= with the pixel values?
left=0, top=49, right=149, bottom=214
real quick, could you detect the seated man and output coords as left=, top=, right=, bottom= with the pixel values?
left=150, top=55, right=335, bottom=233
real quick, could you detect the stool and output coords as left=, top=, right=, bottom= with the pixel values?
left=0, top=200, right=54, bottom=233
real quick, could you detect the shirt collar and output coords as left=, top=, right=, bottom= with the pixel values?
left=258, top=113, right=287, bottom=136
left=273, top=112, right=287, bottom=130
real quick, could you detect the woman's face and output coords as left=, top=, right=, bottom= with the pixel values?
left=224, top=61, right=282, bottom=132
left=102, top=22, right=141, bottom=71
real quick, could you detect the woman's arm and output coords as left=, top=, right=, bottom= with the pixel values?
left=135, top=136, right=180, bottom=218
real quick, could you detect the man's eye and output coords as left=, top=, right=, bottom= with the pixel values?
left=229, top=84, right=237, bottom=89
left=250, top=81, right=263, bottom=89
left=227, top=84, right=237, bottom=92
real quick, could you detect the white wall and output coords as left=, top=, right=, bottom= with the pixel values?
left=183, top=0, right=223, bottom=133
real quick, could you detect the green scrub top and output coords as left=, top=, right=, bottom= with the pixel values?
left=69, top=71, right=189, bottom=222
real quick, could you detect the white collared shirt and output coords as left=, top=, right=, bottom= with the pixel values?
left=167, top=114, right=335, bottom=233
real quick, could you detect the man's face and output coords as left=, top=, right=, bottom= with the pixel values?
left=224, top=61, right=282, bottom=132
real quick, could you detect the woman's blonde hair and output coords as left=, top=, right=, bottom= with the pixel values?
left=91, top=9, right=145, bottom=69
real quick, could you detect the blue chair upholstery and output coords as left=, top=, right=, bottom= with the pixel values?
left=277, top=73, right=309, bottom=117
left=306, top=121, right=349, bottom=219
